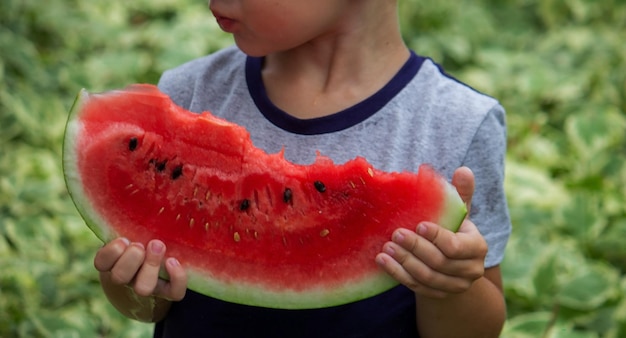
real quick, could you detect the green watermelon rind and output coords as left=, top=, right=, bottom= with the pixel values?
left=438, top=182, right=467, bottom=232
left=186, top=267, right=400, bottom=309
left=63, top=89, right=112, bottom=242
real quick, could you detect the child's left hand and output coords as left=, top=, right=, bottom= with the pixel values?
left=375, top=167, right=488, bottom=299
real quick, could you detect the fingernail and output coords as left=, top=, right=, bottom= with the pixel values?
left=375, top=255, right=386, bottom=266
left=393, top=230, right=405, bottom=243
left=131, top=242, right=145, bottom=250
left=384, top=245, right=395, bottom=256
left=120, top=237, right=130, bottom=245
left=168, top=257, right=180, bottom=267
left=417, top=223, right=427, bottom=236
left=151, top=241, right=164, bottom=254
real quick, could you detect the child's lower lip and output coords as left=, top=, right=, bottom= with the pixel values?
left=215, top=16, right=236, bottom=32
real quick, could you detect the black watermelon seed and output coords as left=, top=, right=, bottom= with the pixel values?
left=283, top=188, right=293, bottom=203
left=128, top=137, right=138, bottom=151
left=149, top=159, right=168, bottom=172
left=156, top=161, right=167, bottom=172
left=239, top=199, right=250, bottom=211
left=314, top=181, right=326, bottom=193
left=171, top=165, right=183, bottom=180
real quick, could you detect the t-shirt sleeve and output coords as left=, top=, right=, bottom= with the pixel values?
left=157, top=66, right=195, bottom=110
left=461, top=104, right=511, bottom=268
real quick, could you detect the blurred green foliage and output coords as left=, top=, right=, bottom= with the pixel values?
left=1, top=0, right=625, bottom=336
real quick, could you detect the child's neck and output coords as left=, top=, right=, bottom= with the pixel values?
left=261, top=14, right=409, bottom=120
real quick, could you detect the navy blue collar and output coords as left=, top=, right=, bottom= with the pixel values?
left=246, top=51, right=424, bottom=135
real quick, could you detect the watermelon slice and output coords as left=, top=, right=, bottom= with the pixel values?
left=62, top=84, right=467, bottom=309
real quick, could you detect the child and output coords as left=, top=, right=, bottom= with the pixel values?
left=94, top=1, right=511, bottom=337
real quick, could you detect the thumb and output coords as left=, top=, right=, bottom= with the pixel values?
left=452, top=166, right=474, bottom=215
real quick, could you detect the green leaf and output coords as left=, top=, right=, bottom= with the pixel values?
left=565, top=107, right=626, bottom=159
left=557, top=263, right=620, bottom=311
left=558, top=192, right=606, bottom=241
left=505, top=160, right=569, bottom=210
left=502, top=312, right=552, bottom=338
left=532, top=250, right=560, bottom=304
left=589, top=219, right=626, bottom=271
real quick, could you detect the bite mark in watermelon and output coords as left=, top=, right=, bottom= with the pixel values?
left=62, top=84, right=467, bottom=309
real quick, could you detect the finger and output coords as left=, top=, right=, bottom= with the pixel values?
left=391, top=228, right=480, bottom=279
left=108, top=242, right=146, bottom=285
left=418, top=222, right=466, bottom=259
left=417, top=222, right=462, bottom=258
left=133, top=240, right=166, bottom=297
left=418, top=221, right=488, bottom=264
left=375, top=252, right=448, bottom=298
left=452, top=166, right=474, bottom=215
left=94, top=237, right=130, bottom=272
left=154, top=257, right=188, bottom=301
left=377, top=241, right=473, bottom=295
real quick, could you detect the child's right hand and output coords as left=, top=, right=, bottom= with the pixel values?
left=94, top=238, right=187, bottom=301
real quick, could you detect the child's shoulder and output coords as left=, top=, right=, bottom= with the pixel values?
left=158, top=46, right=246, bottom=108
left=394, top=55, right=504, bottom=138
left=165, top=45, right=245, bottom=78
left=416, top=57, right=500, bottom=113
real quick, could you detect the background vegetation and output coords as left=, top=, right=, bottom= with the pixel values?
left=1, top=0, right=625, bottom=336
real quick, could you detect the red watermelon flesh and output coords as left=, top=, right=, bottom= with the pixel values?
left=62, top=84, right=467, bottom=309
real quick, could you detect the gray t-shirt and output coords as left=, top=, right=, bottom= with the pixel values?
left=159, top=46, right=510, bottom=268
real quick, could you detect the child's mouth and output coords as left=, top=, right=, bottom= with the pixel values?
left=212, top=13, right=236, bottom=32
